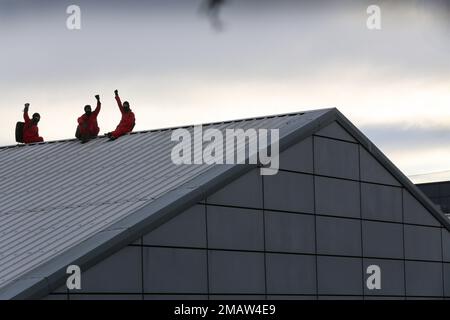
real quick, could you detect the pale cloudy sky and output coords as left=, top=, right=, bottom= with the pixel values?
left=1, top=0, right=449, bottom=181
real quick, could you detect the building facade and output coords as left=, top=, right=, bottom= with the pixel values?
left=44, top=121, right=450, bottom=300
left=1, top=109, right=449, bottom=300
left=418, top=181, right=450, bottom=214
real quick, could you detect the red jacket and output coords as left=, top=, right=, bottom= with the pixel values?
left=111, top=96, right=135, bottom=138
left=23, top=111, right=43, bottom=143
left=78, top=101, right=101, bottom=136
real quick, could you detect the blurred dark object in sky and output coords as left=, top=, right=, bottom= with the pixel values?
left=201, top=0, right=227, bottom=31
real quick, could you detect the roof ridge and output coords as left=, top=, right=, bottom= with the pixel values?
left=0, top=108, right=335, bottom=150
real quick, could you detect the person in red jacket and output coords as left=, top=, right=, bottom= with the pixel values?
left=106, top=90, right=135, bottom=141
left=22, top=103, right=44, bottom=143
left=76, top=95, right=101, bottom=143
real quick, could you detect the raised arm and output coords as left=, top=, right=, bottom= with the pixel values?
left=23, top=103, right=30, bottom=123
left=114, top=90, right=124, bottom=113
left=94, top=95, right=101, bottom=116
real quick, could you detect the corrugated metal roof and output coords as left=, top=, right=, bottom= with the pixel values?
left=0, top=109, right=330, bottom=291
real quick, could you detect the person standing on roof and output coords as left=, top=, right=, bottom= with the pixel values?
left=22, top=103, right=44, bottom=143
left=106, top=90, right=135, bottom=141
left=76, top=95, right=101, bottom=143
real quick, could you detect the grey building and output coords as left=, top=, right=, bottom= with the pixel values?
left=1, top=108, right=449, bottom=300
left=418, top=181, right=450, bottom=214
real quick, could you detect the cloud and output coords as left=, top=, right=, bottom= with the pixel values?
left=1, top=0, right=449, bottom=87
left=0, top=0, right=449, bottom=177
left=361, top=123, right=450, bottom=150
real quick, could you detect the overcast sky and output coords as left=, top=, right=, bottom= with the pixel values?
left=1, top=0, right=449, bottom=181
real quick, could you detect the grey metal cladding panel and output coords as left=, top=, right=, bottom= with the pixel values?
left=316, top=216, right=362, bottom=256
left=441, top=197, right=450, bottom=211
left=265, top=211, right=315, bottom=254
left=361, top=183, right=402, bottom=222
left=404, top=225, right=442, bottom=261
left=403, top=190, right=440, bottom=227
left=266, top=253, right=316, bottom=294
left=77, top=246, right=142, bottom=293
left=142, top=204, right=206, bottom=248
left=143, top=247, right=207, bottom=294
left=441, top=183, right=450, bottom=195
left=264, top=172, right=314, bottom=213
left=315, top=121, right=357, bottom=142
left=363, top=259, right=405, bottom=296
left=405, top=261, right=443, bottom=297
left=362, top=221, right=404, bottom=259
left=313, top=136, right=359, bottom=180
left=444, top=264, right=450, bottom=297
left=360, top=147, right=400, bottom=186
left=417, top=183, right=440, bottom=198
left=317, top=256, right=363, bottom=295
left=206, top=169, right=263, bottom=208
left=279, top=137, right=313, bottom=173
left=207, top=206, right=264, bottom=251
left=208, top=250, right=265, bottom=294
left=314, top=176, right=360, bottom=218
left=442, top=229, right=450, bottom=262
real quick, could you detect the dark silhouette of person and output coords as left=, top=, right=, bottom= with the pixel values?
left=202, top=0, right=226, bottom=31
left=22, top=103, right=44, bottom=143
left=76, top=95, right=101, bottom=143
left=106, top=90, right=135, bottom=141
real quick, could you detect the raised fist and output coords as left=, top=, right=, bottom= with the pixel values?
left=114, top=90, right=119, bottom=96
left=95, top=95, right=100, bottom=100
